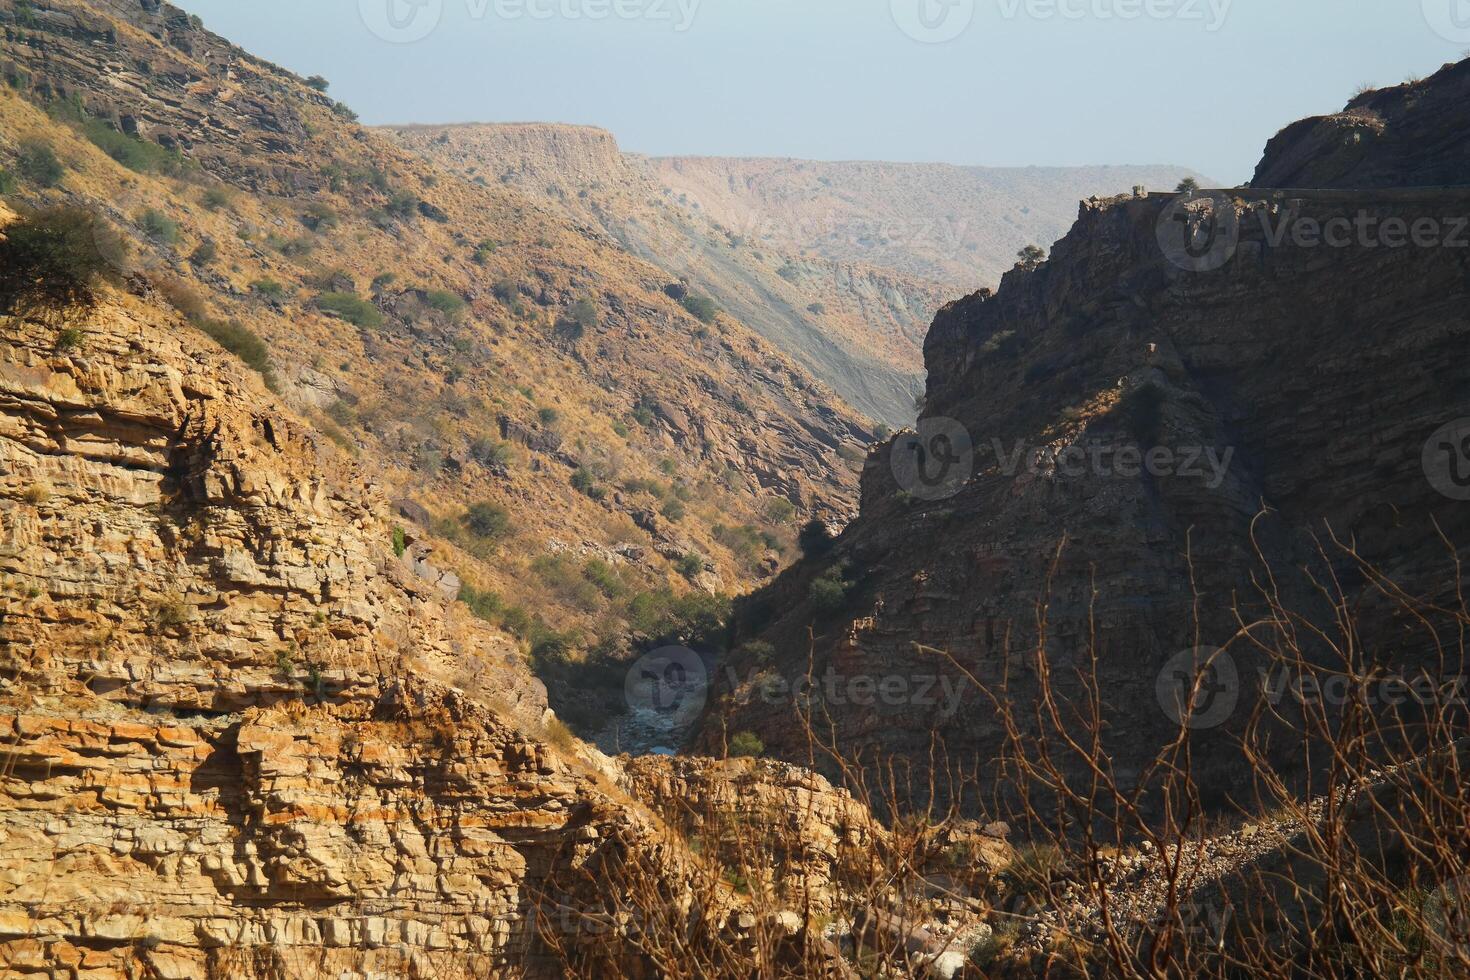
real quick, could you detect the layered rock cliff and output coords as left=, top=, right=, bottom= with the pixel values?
left=0, top=278, right=941, bottom=978
left=703, top=63, right=1470, bottom=809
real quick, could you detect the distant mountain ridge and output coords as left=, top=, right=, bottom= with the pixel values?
left=645, top=155, right=1211, bottom=288
left=389, top=122, right=1203, bottom=426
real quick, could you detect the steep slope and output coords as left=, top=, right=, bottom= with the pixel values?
left=0, top=0, right=874, bottom=725
left=1253, top=59, right=1470, bottom=189
left=387, top=122, right=944, bottom=427
left=0, top=249, right=972, bottom=978
left=700, top=65, right=1470, bottom=808
left=646, top=156, right=1209, bottom=288
left=0, top=279, right=649, bottom=977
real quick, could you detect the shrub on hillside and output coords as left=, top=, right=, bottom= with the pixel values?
left=463, top=502, right=511, bottom=540
left=200, top=186, right=235, bottom=211
left=808, top=562, right=853, bottom=614
left=316, top=292, right=383, bottom=328
left=0, top=207, right=125, bottom=314
left=425, top=289, right=466, bottom=319
left=196, top=318, right=274, bottom=387
left=680, top=293, right=718, bottom=324
left=305, top=75, right=330, bottom=93
left=81, top=118, right=183, bottom=175
left=301, top=202, right=340, bottom=232
left=15, top=139, right=64, bottom=188
left=729, top=731, right=765, bottom=758
left=1015, top=245, right=1046, bottom=272
left=251, top=279, right=286, bottom=301
left=136, top=208, right=180, bottom=245
left=0, top=169, right=15, bottom=194
left=189, top=240, right=217, bottom=266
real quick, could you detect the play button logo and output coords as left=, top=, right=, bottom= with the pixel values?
left=360, top=0, right=444, bottom=44
left=1423, top=0, right=1470, bottom=43
left=892, top=0, right=976, bottom=43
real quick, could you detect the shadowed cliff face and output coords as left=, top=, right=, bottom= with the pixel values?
left=703, top=65, right=1470, bottom=812
left=1253, top=58, right=1470, bottom=190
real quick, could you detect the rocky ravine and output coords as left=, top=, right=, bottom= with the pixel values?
left=701, top=62, right=1470, bottom=810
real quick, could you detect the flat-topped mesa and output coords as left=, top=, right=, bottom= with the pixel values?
left=386, top=122, right=633, bottom=189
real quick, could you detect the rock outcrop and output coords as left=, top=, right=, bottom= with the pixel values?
left=1253, top=59, right=1470, bottom=189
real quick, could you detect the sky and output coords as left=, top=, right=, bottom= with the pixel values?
left=172, top=0, right=1466, bottom=185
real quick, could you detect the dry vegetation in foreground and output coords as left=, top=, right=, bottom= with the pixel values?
left=529, top=529, right=1468, bottom=979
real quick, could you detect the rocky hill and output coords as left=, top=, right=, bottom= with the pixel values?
left=388, top=122, right=945, bottom=427
left=645, top=156, right=1208, bottom=289
left=701, top=62, right=1470, bottom=810
left=0, top=0, right=886, bottom=732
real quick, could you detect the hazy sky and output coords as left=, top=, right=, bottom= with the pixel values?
left=173, top=0, right=1464, bottom=185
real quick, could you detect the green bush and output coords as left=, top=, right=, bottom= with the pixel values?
left=200, top=187, right=234, bottom=211
left=661, top=498, right=687, bottom=523
left=680, top=293, right=718, bottom=324
left=301, top=202, right=339, bottom=232
left=305, top=75, right=330, bottom=93
left=583, top=558, right=626, bottom=599
left=81, top=118, right=182, bottom=175
left=463, top=502, right=511, bottom=540
left=571, top=467, right=603, bottom=500
left=251, top=279, right=286, bottom=300
left=729, top=731, right=765, bottom=758
left=763, top=498, right=796, bottom=525
left=538, top=407, right=560, bottom=427
left=469, top=438, right=513, bottom=469
left=625, top=588, right=731, bottom=647
left=385, top=191, right=418, bottom=220
left=392, top=526, right=407, bottom=557
left=189, top=240, right=217, bottom=266
left=316, top=292, right=383, bottom=328
left=195, top=318, right=274, bottom=386
left=15, top=140, right=63, bottom=188
left=0, top=169, right=15, bottom=194
left=570, top=297, right=597, bottom=330
left=425, top=289, right=466, bottom=318
left=676, top=553, right=704, bottom=580
left=808, top=561, right=853, bottom=614
left=136, top=208, right=180, bottom=245
left=1015, top=245, right=1046, bottom=272
left=0, top=207, right=125, bottom=314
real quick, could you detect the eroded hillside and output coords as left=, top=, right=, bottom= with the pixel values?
left=0, top=0, right=880, bottom=728
left=388, top=122, right=944, bottom=427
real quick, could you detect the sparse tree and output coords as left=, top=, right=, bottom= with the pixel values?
left=1015, top=244, right=1046, bottom=272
